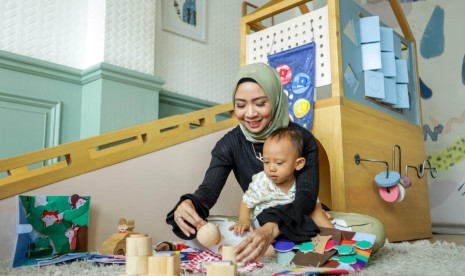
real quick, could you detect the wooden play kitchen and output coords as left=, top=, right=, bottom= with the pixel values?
left=240, top=0, right=434, bottom=242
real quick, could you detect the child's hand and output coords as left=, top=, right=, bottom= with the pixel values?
left=228, top=220, right=251, bottom=236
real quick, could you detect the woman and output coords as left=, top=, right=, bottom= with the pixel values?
left=166, top=62, right=385, bottom=262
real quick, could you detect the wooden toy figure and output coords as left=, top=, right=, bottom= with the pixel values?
left=118, top=218, right=135, bottom=233
left=100, top=217, right=136, bottom=255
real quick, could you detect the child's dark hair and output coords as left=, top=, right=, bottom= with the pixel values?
left=267, top=127, right=303, bottom=156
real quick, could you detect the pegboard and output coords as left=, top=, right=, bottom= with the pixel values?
left=246, top=5, right=331, bottom=88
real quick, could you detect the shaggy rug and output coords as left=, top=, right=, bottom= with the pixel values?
left=1, top=240, right=464, bottom=275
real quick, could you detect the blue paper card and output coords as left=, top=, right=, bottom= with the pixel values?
left=381, top=51, right=396, bottom=77
left=395, top=59, right=409, bottom=84
left=361, top=42, right=382, bottom=71
left=364, top=70, right=385, bottom=99
left=380, top=27, right=394, bottom=52
left=394, top=84, right=410, bottom=109
left=359, top=16, right=380, bottom=44
left=382, top=77, right=397, bottom=105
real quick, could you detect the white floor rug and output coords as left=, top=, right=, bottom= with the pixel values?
left=1, top=239, right=464, bottom=275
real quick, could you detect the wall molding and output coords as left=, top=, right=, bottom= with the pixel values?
left=0, top=92, right=61, bottom=162
left=0, top=50, right=82, bottom=84
left=159, top=89, right=217, bottom=111
left=81, top=63, right=164, bottom=91
left=0, top=50, right=165, bottom=90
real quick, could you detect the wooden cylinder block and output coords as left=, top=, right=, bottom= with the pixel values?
left=221, top=245, right=236, bottom=264
left=148, top=255, right=167, bottom=275
left=166, top=253, right=181, bottom=275
left=126, top=235, right=153, bottom=256
left=125, top=255, right=148, bottom=275
left=206, top=261, right=237, bottom=276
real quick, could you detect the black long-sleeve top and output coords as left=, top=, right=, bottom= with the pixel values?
left=166, top=122, right=320, bottom=242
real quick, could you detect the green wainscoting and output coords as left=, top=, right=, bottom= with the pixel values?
left=0, top=51, right=220, bottom=162
left=0, top=51, right=162, bottom=161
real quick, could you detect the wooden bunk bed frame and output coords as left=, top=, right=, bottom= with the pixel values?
left=240, top=0, right=431, bottom=242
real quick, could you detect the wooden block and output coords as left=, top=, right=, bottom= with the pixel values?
left=166, top=253, right=181, bottom=276
left=125, top=255, right=148, bottom=275
left=221, top=245, right=236, bottom=264
left=126, top=235, right=153, bottom=256
left=100, top=233, right=130, bottom=255
left=148, top=254, right=168, bottom=275
left=206, top=261, right=237, bottom=276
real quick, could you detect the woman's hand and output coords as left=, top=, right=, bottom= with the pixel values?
left=234, top=222, right=279, bottom=262
left=174, top=199, right=206, bottom=237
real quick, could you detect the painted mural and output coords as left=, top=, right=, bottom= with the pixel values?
left=358, top=0, right=465, bottom=232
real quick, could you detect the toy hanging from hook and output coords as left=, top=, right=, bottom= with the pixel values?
left=389, top=145, right=406, bottom=202
left=354, top=154, right=400, bottom=187
left=392, top=145, right=411, bottom=189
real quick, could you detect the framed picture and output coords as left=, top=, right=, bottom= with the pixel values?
left=162, top=0, right=206, bottom=43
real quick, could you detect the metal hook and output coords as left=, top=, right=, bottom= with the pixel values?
left=354, top=154, right=390, bottom=178
left=392, top=145, right=402, bottom=174
left=419, top=159, right=438, bottom=179
left=405, top=164, right=422, bottom=178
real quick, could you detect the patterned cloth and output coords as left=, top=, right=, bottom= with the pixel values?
left=180, top=250, right=264, bottom=274
left=243, top=171, right=296, bottom=220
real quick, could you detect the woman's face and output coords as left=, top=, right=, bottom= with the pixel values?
left=234, top=82, right=272, bottom=134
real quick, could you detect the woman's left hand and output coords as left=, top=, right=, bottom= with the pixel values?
left=234, top=222, right=279, bottom=262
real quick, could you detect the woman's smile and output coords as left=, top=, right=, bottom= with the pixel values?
left=234, top=82, right=272, bottom=134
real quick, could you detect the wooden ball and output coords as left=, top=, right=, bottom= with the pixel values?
left=196, top=222, right=221, bottom=247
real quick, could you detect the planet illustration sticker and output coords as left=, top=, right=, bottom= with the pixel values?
left=335, top=244, right=355, bottom=255
left=354, top=240, right=372, bottom=250
left=337, top=255, right=357, bottom=265
left=273, top=240, right=295, bottom=252
left=325, top=240, right=338, bottom=251
left=293, top=99, right=311, bottom=118
left=295, top=242, right=315, bottom=252
left=292, top=72, right=311, bottom=94
left=276, top=64, right=292, bottom=85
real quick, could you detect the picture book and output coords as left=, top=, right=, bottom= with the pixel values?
left=11, top=194, right=91, bottom=268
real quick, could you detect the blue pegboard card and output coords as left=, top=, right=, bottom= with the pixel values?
left=381, top=52, right=396, bottom=77
left=364, top=70, right=385, bottom=99
left=395, top=59, right=409, bottom=84
left=382, top=77, right=397, bottom=105
left=361, top=42, right=382, bottom=71
left=340, top=0, right=420, bottom=126
left=359, top=16, right=381, bottom=43
left=394, top=84, right=410, bottom=109
left=380, top=27, right=394, bottom=52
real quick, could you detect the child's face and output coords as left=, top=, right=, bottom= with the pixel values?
left=262, top=138, right=300, bottom=188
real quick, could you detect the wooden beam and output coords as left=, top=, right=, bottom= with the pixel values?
left=242, top=0, right=311, bottom=25
left=298, top=4, right=310, bottom=14
left=388, top=0, right=415, bottom=42
left=249, top=22, right=268, bottom=32
left=251, top=0, right=284, bottom=15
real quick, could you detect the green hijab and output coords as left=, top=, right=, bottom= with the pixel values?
left=233, top=62, right=289, bottom=143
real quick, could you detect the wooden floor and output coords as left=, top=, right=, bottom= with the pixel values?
left=429, top=233, right=465, bottom=246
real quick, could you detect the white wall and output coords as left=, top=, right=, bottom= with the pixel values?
left=0, top=0, right=96, bottom=68
left=0, top=128, right=244, bottom=260
left=0, top=0, right=245, bottom=104
left=154, top=0, right=243, bottom=104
